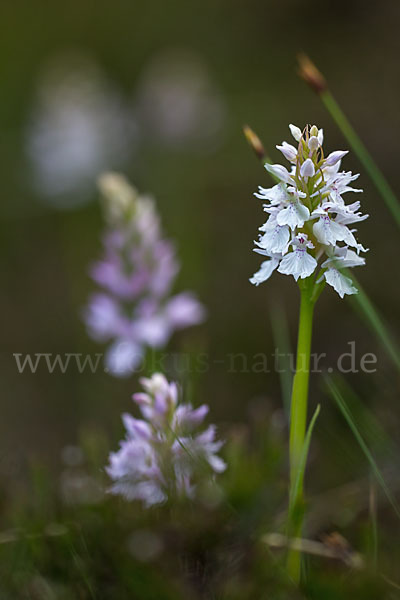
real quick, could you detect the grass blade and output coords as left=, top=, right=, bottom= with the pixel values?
left=289, top=404, right=321, bottom=514
left=297, top=54, right=400, bottom=228
left=325, top=376, right=400, bottom=521
left=331, top=375, right=396, bottom=456
left=321, top=92, right=400, bottom=229
left=349, top=272, right=400, bottom=372
left=287, top=404, right=320, bottom=580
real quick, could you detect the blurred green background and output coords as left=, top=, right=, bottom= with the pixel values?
left=1, top=0, right=400, bottom=596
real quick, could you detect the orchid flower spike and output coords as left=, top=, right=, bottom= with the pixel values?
left=84, top=173, right=206, bottom=376
left=250, top=124, right=368, bottom=298
left=106, top=373, right=226, bottom=507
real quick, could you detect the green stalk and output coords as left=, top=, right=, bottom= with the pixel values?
left=321, top=91, right=400, bottom=229
left=287, top=277, right=315, bottom=583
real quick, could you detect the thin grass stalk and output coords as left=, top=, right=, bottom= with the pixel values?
left=321, top=92, right=400, bottom=229
left=297, top=53, right=400, bottom=228
left=349, top=273, right=400, bottom=372
left=326, top=376, right=400, bottom=520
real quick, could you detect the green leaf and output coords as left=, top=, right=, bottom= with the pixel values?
left=289, top=404, right=321, bottom=515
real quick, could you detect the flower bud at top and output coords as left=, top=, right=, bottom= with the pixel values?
left=265, top=163, right=292, bottom=183
left=308, top=136, right=319, bottom=152
left=300, top=158, right=315, bottom=179
left=276, top=141, right=297, bottom=162
left=98, top=172, right=138, bottom=223
left=289, top=124, right=302, bottom=142
left=324, top=150, right=348, bottom=166
left=297, top=53, right=327, bottom=95
left=310, top=125, right=319, bottom=137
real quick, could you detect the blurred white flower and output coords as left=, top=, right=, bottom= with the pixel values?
left=135, top=49, right=225, bottom=149
left=127, top=529, right=164, bottom=562
left=60, top=469, right=104, bottom=505
left=61, top=444, right=84, bottom=467
left=26, top=53, right=137, bottom=208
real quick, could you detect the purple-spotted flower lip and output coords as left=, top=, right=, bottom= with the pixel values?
left=291, top=233, right=314, bottom=250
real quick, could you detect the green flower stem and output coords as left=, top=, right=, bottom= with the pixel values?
left=321, top=91, right=400, bottom=229
left=287, top=277, right=315, bottom=583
